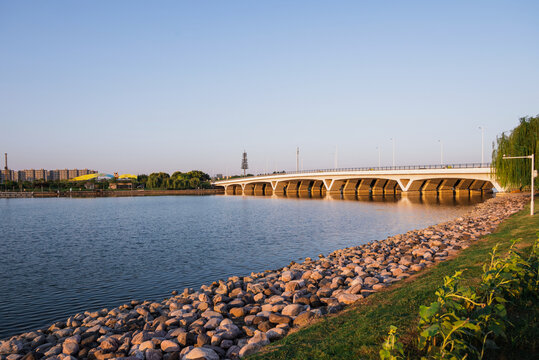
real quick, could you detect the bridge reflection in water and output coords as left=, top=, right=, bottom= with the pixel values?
left=222, top=190, right=493, bottom=206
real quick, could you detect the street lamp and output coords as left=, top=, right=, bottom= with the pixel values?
left=479, top=126, right=484, bottom=164
left=438, top=140, right=443, bottom=165
left=390, top=138, right=395, bottom=167
left=503, top=154, right=536, bottom=216
left=376, top=146, right=381, bottom=168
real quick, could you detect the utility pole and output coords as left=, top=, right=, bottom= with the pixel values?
left=390, top=138, right=395, bottom=167
left=503, top=154, right=535, bottom=216
left=438, top=140, right=443, bottom=165
left=479, top=126, right=484, bottom=164
left=296, top=147, right=299, bottom=172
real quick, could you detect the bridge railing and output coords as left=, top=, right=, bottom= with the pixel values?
left=216, top=163, right=492, bottom=182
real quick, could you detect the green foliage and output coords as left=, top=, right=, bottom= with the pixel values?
left=380, top=326, right=404, bottom=360
left=492, top=116, right=538, bottom=190
left=147, top=172, right=170, bottom=189
left=137, top=174, right=148, bottom=185
left=382, top=236, right=539, bottom=360
left=145, top=170, right=211, bottom=190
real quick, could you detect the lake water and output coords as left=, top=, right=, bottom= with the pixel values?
left=0, top=194, right=490, bottom=339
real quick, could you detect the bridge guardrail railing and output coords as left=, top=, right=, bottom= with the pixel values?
left=215, top=163, right=492, bottom=182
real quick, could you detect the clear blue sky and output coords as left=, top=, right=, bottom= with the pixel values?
left=1, top=1, right=538, bottom=176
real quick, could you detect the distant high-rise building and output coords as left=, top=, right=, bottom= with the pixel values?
left=49, top=170, right=60, bottom=181
left=59, top=169, right=69, bottom=180
left=24, top=169, right=35, bottom=181
left=1, top=165, right=97, bottom=183
left=68, top=169, right=79, bottom=179
left=35, top=169, right=47, bottom=180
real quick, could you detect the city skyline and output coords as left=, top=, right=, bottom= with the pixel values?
left=1, top=1, right=538, bottom=176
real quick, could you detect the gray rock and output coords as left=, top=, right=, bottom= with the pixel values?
left=184, top=347, right=220, bottom=360
left=139, top=340, right=154, bottom=351
left=266, top=328, right=286, bottom=341
left=281, top=304, right=303, bottom=317
left=248, top=331, right=269, bottom=346
left=146, top=348, right=163, bottom=360
left=160, top=339, right=180, bottom=352
left=62, top=341, right=79, bottom=356
left=0, top=340, right=23, bottom=355
left=239, top=343, right=262, bottom=358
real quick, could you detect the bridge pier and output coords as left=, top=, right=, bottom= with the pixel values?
left=310, top=180, right=325, bottom=197
left=264, top=183, right=273, bottom=196
left=274, top=181, right=286, bottom=196
left=286, top=181, right=300, bottom=196
left=327, top=180, right=346, bottom=195
left=298, top=180, right=311, bottom=197
left=372, top=179, right=387, bottom=196
left=455, top=179, right=473, bottom=195
left=357, top=179, right=373, bottom=196
left=384, top=179, right=399, bottom=195
left=438, top=179, right=458, bottom=195
left=253, top=183, right=264, bottom=196
left=404, top=179, right=423, bottom=196
left=422, top=179, right=443, bottom=195
left=243, top=184, right=254, bottom=195
left=343, top=179, right=359, bottom=196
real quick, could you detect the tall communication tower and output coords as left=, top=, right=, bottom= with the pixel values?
left=241, top=151, right=248, bottom=176
left=3, top=153, right=9, bottom=182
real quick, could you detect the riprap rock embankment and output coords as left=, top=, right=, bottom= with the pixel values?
left=0, top=194, right=528, bottom=360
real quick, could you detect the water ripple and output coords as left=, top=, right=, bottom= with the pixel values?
left=0, top=195, right=486, bottom=339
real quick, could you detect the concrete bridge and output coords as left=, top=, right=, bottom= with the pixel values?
left=213, top=163, right=502, bottom=197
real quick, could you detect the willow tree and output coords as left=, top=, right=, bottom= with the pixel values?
left=492, top=116, right=538, bottom=190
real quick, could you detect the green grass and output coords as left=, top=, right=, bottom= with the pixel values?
left=251, top=197, right=538, bottom=360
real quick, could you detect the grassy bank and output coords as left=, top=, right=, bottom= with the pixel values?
left=251, top=197, right=538, bottom=360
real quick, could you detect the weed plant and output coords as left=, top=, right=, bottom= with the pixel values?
left=381, top=236, right=539, bottom=360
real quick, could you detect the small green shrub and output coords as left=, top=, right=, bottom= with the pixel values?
left=380, top=236, right=538, bottom=360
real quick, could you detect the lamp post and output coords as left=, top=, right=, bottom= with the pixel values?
left=376, top=146, right=381, bottom=168
left=479, top=126, right=484, bottom=165
left=390, top=138, right=395, bottom=167
left=503, top=154, right=535, bottom=216
left=438, top=140, right=443, bottom=165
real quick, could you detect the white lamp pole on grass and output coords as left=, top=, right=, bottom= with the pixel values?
left=503, top=154, right=536, bottom=216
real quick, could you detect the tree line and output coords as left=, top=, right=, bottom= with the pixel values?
left=0, top=170, right=213, bottom=191
left=138, top=170, right=212, bottom=190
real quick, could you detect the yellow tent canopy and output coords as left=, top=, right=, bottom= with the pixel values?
left=69, top=173, right=137, bottom=181
left=118, top=174, right=137, bottom=180
left=70, top=173, right=98, bottom=181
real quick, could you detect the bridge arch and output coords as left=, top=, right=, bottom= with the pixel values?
left=223, top=184, right=243, bottom=195
left=402, top=177, right=501, bottom=194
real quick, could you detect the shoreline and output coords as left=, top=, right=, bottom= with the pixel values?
left=0, top=189, right=224, bottom=199
left=0, top=194, right=528, bottom=360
